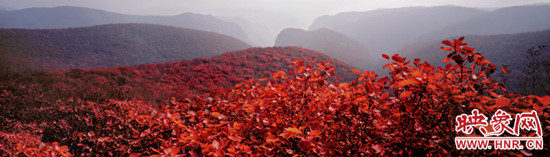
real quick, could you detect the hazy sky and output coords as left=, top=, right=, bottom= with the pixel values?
left=1, top=0, right=549, bottom=33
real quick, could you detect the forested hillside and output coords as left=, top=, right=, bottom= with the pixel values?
left=0, top=23, right=251, bottom=71
left=0, top=6, right=254, bottom=44
left=1, top=46, right=357, bottom=105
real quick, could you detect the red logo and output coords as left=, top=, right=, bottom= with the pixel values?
left=455, top=109, right=543, bottom=150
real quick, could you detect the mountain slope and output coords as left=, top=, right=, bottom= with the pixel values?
left=0, top=6, right=253, bottom=44
left=0, top=23, right=251, bottom=71
left=309, top=6, right=486, bottom=54
left=275, top=28, right=374, bottom=70
left=422, top=5, right=550, bottom=41
left=309, top=5, right=550, bottom=55
left=1, top=47, right=358, bottom=104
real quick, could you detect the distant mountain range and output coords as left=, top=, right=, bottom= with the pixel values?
left=275, top=28, right=374, bottom=70
left=2, top=4, right=549, bottom=79
left=0, top=23, right=251, bottom=71
left=0, top=6, right=261, bottom=45
left=420, top=5, right=550, bottom=42
left=309, top=6, right=486, bottom=54
left=309, top=5, right=550, bottom=54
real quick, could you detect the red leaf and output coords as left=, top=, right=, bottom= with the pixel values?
left=353, top=69, right=361, bottom=75
left=280, top=127, right=305, bottom=139
left=443, top=57, right=451, bottom=63
left=397, top=78, right=419, bottom=87
left=399, top=91, right=413, bottom=98
left=241, top=145, right=252, bottom=154
left=463, top=46, right=475, bottom=52
left=380, top=92, right=389, bottom=100
left=391, top=54, right=404, bottom=63
left=495, top=97, right=511, bottom=107
left=382, top=54, right=390, bottom=60
left=501, top=66, right=510, bottom=74
left=272, top=71, right=286, bottom=80
left=211, top=112, right=221, bottom=118
left=129, top=153, right=142, bottom=157
left=440, top=47, right=453, bottom=51
left=536, top=96, right=550, bottom=106
left=307, top=130, right=322, bottom=138
left=442, top=40, right=452, bottom=46
left=413, top=58, right=421, bottom=65
left=171, top=147, right=181, bottom=155
left=285, top=127, right=302, bottom=135
left=233, top=122, right=243, bottom=129
left=266, top=134, right=280, bottom=143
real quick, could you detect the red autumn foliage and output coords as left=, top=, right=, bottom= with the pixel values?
left=0, top=47, right=357, bottom=105
left=1, top=38, right=549, bottom=156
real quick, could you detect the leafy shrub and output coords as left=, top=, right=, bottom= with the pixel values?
left=1, top=38, right=549, bottom=156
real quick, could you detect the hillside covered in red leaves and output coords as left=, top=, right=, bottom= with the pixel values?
left=0, top=46, right=359, bottom=150
left=0, top=47, right=357, bottom=105
left=1, top=38, right=549, bottom=156
left=0, top=46, right=360, bottom=156
left=0, top=23, right=251, bottom=71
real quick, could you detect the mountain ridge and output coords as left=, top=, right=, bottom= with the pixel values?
left=0, top=23, right=251, bottom=71
left=420, top=4, right=550, bottom=41
left=308, top=5, right=550, bottom=55
left=0, top=6, right=254, bottom=45
left=1, top=46, right=358, bottom=103
left=308, top=6, right=486, bottom=54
